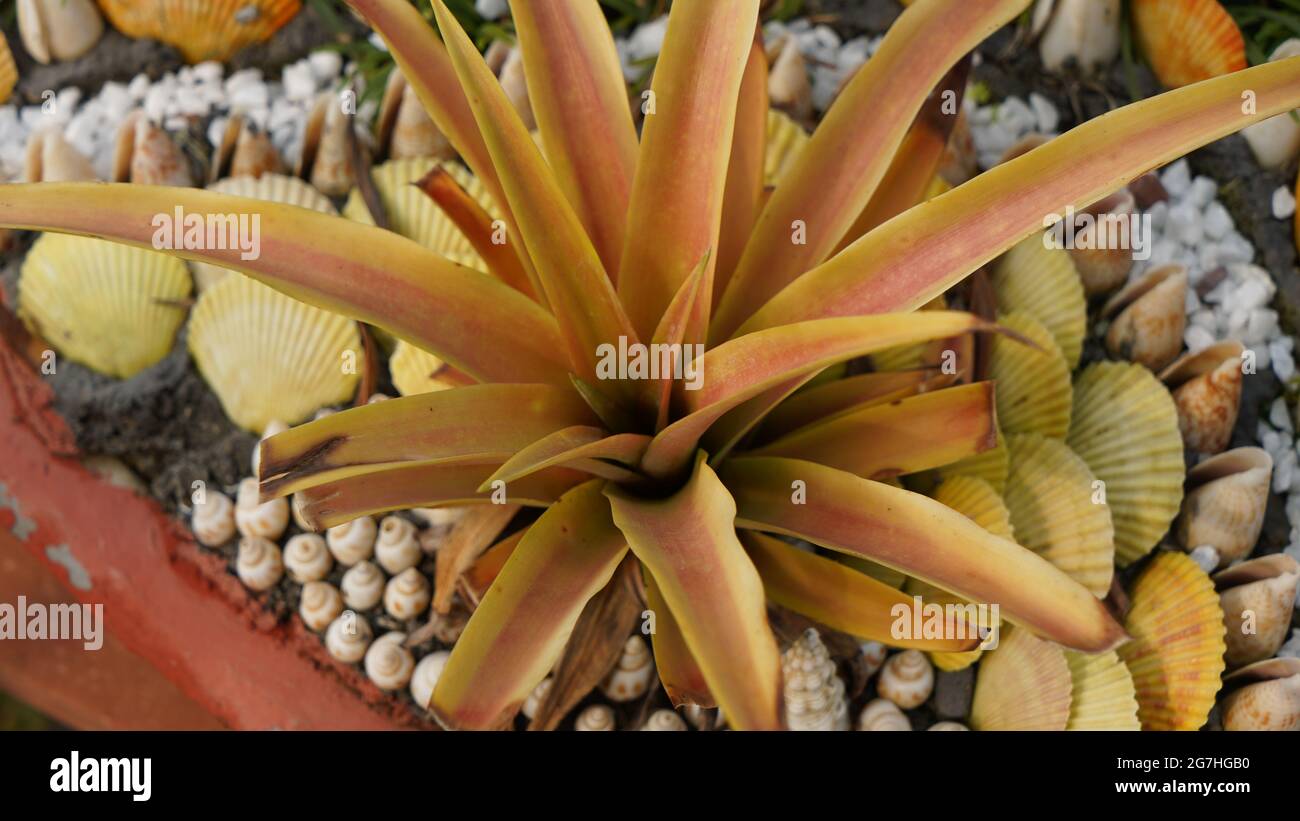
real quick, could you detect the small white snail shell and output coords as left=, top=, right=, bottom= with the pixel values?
left=861, top=641, right=888, bottom=678
left=291, top=493, right=313, bottom=531
left=251, top=419, right=287, bottom=474
left=641, top=709, right=688, bottom=731
left=375, top=515, right=421, bottom=574
left=521, top=677, right=553, bottom=721
left=410, top=650, right=450, bottom=711
left=367, top=392, right=391, bottom=404
left=234, top=477, right=289, bottom=541
left=299, top=581, right=343, bottom=632
left=327, top=516, right=377, bottom=566
left=600, top=636, right=655, bottom=702
left=325, top=610, right=373, bottom=663
left=236, top=537, right=283, bottom=592
left=341, top=561, right=385, bottom=611
left=575, top=704, right=616, bottom=731
left=928, top=721, right=970, bottom=731
left=364, top=631, right=415, bottom=691
left=191, top=490, right=235, bottom=547
left=383, top=568, right=431, bottom=620
left=877, top=650, right=934, bottom=710
left=857, top=698, right=911, bottom=731
left=283, top=533, right=332, bottom=583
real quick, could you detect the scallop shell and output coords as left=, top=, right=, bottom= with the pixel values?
left=1131, top=0, right=1246, bottom=89
left=390, top=340, right=458, bottom=397
left=1220, top=657, right=1300, bottom=731
left=342, top=157, right=492, bottom=265
left=0, top=34, right=17, bottom=104
left=1117, top=551, right=1226, bottom=730
left=18, top=234, right=191, bottom=379
left=1067, top=361, right=1185, bottom=566
left=989, top=311, right=1072, bottom=439
left=765, top=109, right=808, bottom=187
left=192, top=174, right=337, bottom=292
left=98, top=0, right=302, bottom=64
left=1102, top=263, right=1187, bottom=372
left=1064, top=649, right=1140, bottom=730
left=870, top=295, right=948, bottom=373
left=1159, top=341, right=1244, bottom=455
left=1004, top=433, right=1115, bottom=597
left=1214, top=553, right=1299, bottom=669
left=991, top=232, right=1086, bottom=368
left=1067, top=189, right=1139, bottom=295
left=187, top=273, right=361, bottom=433
left=970, top=626, right=1073, bottom=731
left=933, top=426, right=1010, bottom=494
left=782, top=628, right=850, bottom=731
left=17, top=0, right=104, bottom=64
left=1177, top=447, right=1271, bottom=567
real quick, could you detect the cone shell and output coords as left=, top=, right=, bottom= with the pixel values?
left=113, top=111, right=194, bottom=186
left=782, top=629, right=850, bottom=731
left=765, top=109, right=808, bottom=188
left=211, top=113, right=282, bottom=182
left=298, top=92, right=354, bottom=197
left=1131, top=0, right=1246, bottom=89
left=970, top=627, right=1073, bottom=731
left=1102, top=263, right=1187, bottom=371
left=192, top=174, right=336, bottom=292
left=98, top=0, right=301, bottom=64
left=990, top=311, right=1072, bottom=439
left=24, top=128, right=97, bottom=182
left=1068, top=361, right=1185, bottom=566
left=19, top=234, right=191, bottom=379
left=1117, top=551, right=1226, bottom=730
left=769, top=36, right=812, bottom=125
left=934, top=426, right=1010, bottom=494
left=1064, top=649, right=1140, bottom=730
left=991, top=232, right=1086, bottom=368
left=1177, top=447, right=1271, bottom=567
left=1159, top=341, right=1244, bottom=455
left=1214, top=553, right=1298, bottom=670
left=1067, top=189, right=1139, bottom=295
left=188, top=274, right=361, bottom=433
left=377, top=68, right=452, bottom=161
left=17, top=0, right=104, bottom=64
left=343, top=158, right=492, bottom=264
left=1004, top=433, right=1115, bottom=597
left=0, top=37, right=18, bottom=105
left=390, top=340, right=459, bottom=397
left=1220, top=657, right=1300, bottom=731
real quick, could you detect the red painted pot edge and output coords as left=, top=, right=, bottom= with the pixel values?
left=0, top=340, right=434, bottom=730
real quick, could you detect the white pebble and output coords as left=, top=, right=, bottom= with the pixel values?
left=1271, top=397, right=1294, bottom=432
left=1188, top=545, right=1221, bottom=574
left=1274, top=185, right=1297, bottom=220
left=1275, top=449, right=1297, bottom=494
left=1202, top=201, right=1233, bottom=240
left=1161, top=159, right=1192, bottom=197
left=1028, top=92, right=1059, bottom=132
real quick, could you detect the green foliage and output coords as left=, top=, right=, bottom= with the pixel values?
left=1224, top=0, right=1300, bottom=64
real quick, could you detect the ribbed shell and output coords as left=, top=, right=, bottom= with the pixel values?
left=1067, top=361, right=1185, bottom=566
left=98, top=0, right=302, bottom=63
left=389, top=340, right=456, bottom=397
left=0, top=36, right=16, bottom=104
left=991, top=232, right=1086, bottom=368
left=1131, top=0, right=1246, bottom=89
left=19, top=234, right=191, bottom=379
left=1117, top=551, right=1226, bottom=730
left=1004, top=433, right=1115, bottom=597
left=970, top=626, right=1073, bottom=731
left=1064, top=649, right=1140, bottom=730
left=782, top=629, right=850, bottom=731
left=187, top=274, right=360, bottom=432
left=990, top=311, right=1072, bottom=438
left=934, top=427, right=1010, bottom=494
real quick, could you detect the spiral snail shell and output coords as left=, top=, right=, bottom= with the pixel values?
left=327, top=516, right=378, bottom=566
left=410, top=650, right=450, bottom=711
left=341, top=561, right=385, bottom=611
left=191, top=489, right=235, bottom=547
left=283, top=533, right=332, bottom=583
left=235, top=536, right=283, bottom=592
left=928, top=721, right=970, bottom=731
left=600, top=636, right=655, bottom=702
left=521, top=677, right=553, bottom=721
left=857, top=698, right=911, bottom=731
left=299, top=581, right=343, bottom=632
left=782, top=628, right=850, bottom=731
left=364, top=632, right=415, bottom=691
left=235, top=477, right=289, bottom=541
left=383, top=568, right=431, bottom=621
left=860, top=641, right=888, bottom=678
left=575, top=704, right=616, bottom=731
left=641, top=709, right=688, bottom=731
left=375, top=515, right=422, bottom=575
left=325, top=611, right=373, bottom=663
left=251, top=419, right=287, bottom=474
left=877, top=650, right=935, bottom=710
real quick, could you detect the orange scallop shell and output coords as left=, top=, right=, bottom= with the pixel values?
left=98, top=0, right=301, bottom=64
left=1131, top=0, right=1247, bottom=89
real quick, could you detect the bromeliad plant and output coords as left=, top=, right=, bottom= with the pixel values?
left=2, top=0, right=1299, bottom=730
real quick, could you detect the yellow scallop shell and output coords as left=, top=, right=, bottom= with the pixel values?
left=390, top=340, right=458, bottom=397
left=1004, top=433, right=1115, bottom=597
left=1117, top=551, right=1226, bottom=730
left=98, top=0, right=302, bottom=64
left=765, top=109, right=808, bottom=187
left=871, top=295, right=947, bottom=373
left=934, top=426, right=1009, bottom=494
left=0, top=36, right=16, bottom=105
left=343, top=158, right=492, bottom=266
left=990, top=311, right=1072, bottom=439
left=188, top=274, right=361, bottom=433
left=1064, top=650, right=1140, bottom=730
left=970, top=626, right=1073, bottom=731
left=991, top=232, right=1086, bottom=368
left=18, top=234, right=191, bottom=379
left=915, top=475, right=1012, bottom=672
left=192, top=174, right=336, bottom=292
left=1067, top=361, right=1185, bottom=566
